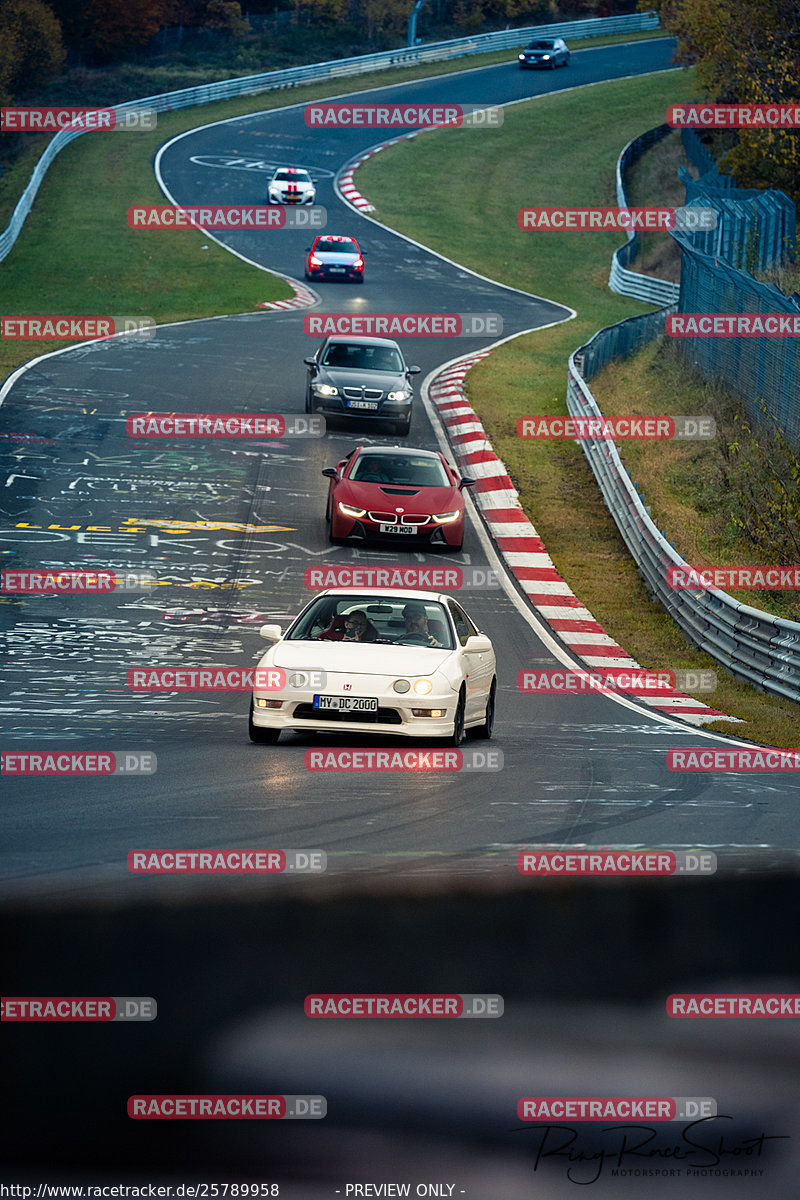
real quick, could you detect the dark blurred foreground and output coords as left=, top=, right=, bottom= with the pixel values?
left=3, top=867, right=799, bottom=1196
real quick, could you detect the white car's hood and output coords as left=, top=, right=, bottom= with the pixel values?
left=270, top=640, right=451, bottom=675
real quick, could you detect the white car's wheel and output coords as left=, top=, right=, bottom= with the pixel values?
left=449, top=689, right=466, bottom=748
left=474, top=680, right=496, bottom=739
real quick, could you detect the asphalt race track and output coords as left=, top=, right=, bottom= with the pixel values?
left=3, top=37, right=798, bottom=896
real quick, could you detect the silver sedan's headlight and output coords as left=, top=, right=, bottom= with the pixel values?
left=387, top=389, right=410, bottom=401
left=313, top=383, right=338, bottom=396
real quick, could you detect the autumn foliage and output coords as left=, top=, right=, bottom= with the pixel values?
left=0, top=0, right=66, bottom=104
left=647, top=0, right=800, bottom=200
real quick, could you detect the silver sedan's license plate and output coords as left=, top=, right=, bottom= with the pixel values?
left=379, top=523, right=415, bottom=533
left=347, top=400, right=379, bottom=410
left=314, top=694, right=378, bottom=712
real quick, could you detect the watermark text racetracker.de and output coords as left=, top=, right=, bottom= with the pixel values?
left=127, top=668, right=324, bottom=691
left=1, top=997, right=156, bottom=1021
left=668, top=565, right=800, bottom=591
left=304, top=103, right=503, bottom=128
left=518, top=1097, right=717, bottom=1122
left=518, top=668, right=717, bottom=695
left=518, top=849, right=717, bottom=876
left=667, top=313, right=800, bottom=337
left=303, top=566, right=500, bottom=590
left=668, top=993, right=800, bottom=1017
left=126, top=414, right=324, bottom=438
left=0, top=106, right=156, bottom=131
left=667, top=748, right=800, bottom=773
left=303, top=313, right=503, bottom=337
left=667, top=103, right=800, bottom=128
left=304, top=993, right=503, bottom=1017
left=517, top=416, right=715, bottom=440
left=128, top=848, right=326, bottom=873
left=128, top=1095, right=326, bottom=1119
left=1, top=316, right=155, bottom=341
left=517, top=206, right=717, bottom=231
left=2, top=569, right=155, bottom=593
left=127, top=206, right=326, bottom=229
left=1, top=751, right=156, bottom=776
left=304, top=748, right=503, bottom=772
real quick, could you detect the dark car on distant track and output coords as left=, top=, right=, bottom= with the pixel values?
left=304, top=336, right=420, bottom=435
left=518, top=37, right=570, bottom=68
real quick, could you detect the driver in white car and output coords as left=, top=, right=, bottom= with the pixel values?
left=401, top=602, right=443, bottom=647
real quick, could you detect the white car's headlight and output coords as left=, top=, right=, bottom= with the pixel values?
left=393, top=679, right=411, bottom=693
left=432, top=511, right=460, bottom=524
left=313, top=383, right=338, bottom=396
left=387, top=389, right=410, bottom=402
left=413, top=679, right=433, bottom=696
left=338, top=502, right=366, bottom=518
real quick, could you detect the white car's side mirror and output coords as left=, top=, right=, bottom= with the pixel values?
left=464, top=634, right=492, bottom=653
left=259, top=624, right=282, bottom=642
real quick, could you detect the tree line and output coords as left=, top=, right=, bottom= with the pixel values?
left=1, top=0, right=608, bottom=97
left=647, top=0, right=799, bottom=202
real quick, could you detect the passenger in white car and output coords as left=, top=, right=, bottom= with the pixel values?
left=343, top=609, right=379, bottom=642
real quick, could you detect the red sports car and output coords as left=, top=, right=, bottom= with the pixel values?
left=322, top=445, right=475, bottom=551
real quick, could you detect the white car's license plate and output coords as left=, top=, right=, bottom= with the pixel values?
left=347, top=400, right=379, bottom=410
left=379, top=523, right=415, bottom=533
left=314, top=694, right=379, bottom=712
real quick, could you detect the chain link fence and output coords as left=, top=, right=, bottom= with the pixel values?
left=570, top=122, right=800, bottom=700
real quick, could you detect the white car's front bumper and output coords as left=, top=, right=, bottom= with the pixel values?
left=251, top=686, right=456, bottom=739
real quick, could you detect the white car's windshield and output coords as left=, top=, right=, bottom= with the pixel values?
left=287, top=596, right=454, bottom=649
left=275, top=170, right=311, bottom=183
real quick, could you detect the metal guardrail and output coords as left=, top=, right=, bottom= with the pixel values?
left=0, top=11, right=659, bottom=264
left=567, top=322, right=800, bottom=702
left=570, top=126, right=800, bottom=701
left=608, top=124, right=680, bottom=305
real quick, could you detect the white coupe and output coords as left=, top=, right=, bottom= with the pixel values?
left=268, top=167, right=316, bottom=205
left=248, top=588, right=496, bottom=746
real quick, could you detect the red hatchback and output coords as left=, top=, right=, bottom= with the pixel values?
left=305, top=234, right=365, bottom=282
left=322, top=445, right=475, bottom=550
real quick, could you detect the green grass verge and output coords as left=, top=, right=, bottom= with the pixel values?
left=0, top=31, right=669, bottom=379
left=356, top=68, right=800, bottom=746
